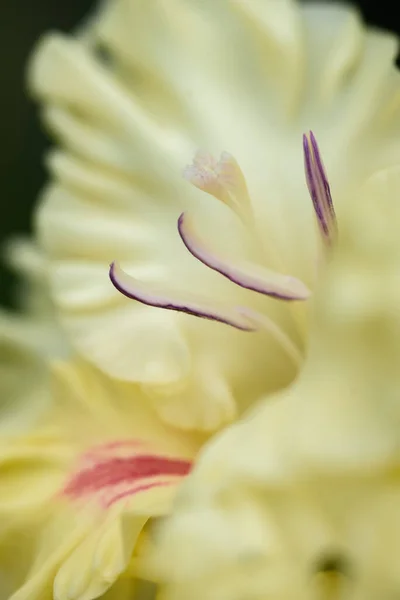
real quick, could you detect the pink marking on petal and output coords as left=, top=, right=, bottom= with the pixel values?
left=178, top=212, right=310, bottom=301
left=63, top=441, right=192, bottom=508
left=105, top=478, right=181, bottom=508
left=64, top=455, right=192, bottom=497
left=109, top=261, right=257, bottom=331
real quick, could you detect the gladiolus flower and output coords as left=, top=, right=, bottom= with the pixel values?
left=2, top=1, right=400, bottom=599
left=28, top=0, right=400, bottom=433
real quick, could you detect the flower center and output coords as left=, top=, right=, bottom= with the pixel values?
left=109, top=132, right=335, bottom=363
left=62, top=440, right=192, bottom=508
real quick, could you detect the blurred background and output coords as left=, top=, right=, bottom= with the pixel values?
left=0, top=0, right=399, bottom=306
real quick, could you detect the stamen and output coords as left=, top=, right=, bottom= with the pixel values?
left=108, top=139, right=320, bottom=366
left=303, top=131, right=337, bottom=244
left=109, top=263, right=302, bottom=366
left=183, top=150, right=252, bottom=221
left=178, top=212, right=310, bottom=301
left=109, top=261, right=257, bottom=331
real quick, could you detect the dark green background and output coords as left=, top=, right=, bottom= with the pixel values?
left=0, top=0, right=399, bottom=306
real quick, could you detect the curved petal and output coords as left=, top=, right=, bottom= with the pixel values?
left=53, top=508, right=145, bottom=600
left=0, top=340, right=51, bottom=436
left=0, top=357, right=198, bottom=600
left=0, top=237, right=68, bottom=360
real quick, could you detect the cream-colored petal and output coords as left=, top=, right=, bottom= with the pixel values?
left=0, top=237, right=68, bottom=360
left=37, top=185, right=160, bottom=264
left=143, top=361, right=237, bottom=432
left=57, top=300, right=191, bottom=385
left=29, top=34, right=192, bottom=181
left=94, top=0, right=304, bottom=124
left=29, top=0, right=400, bottom=434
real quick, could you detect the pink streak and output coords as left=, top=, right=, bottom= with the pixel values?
left=64, top=454, right=192, bottom=498
left=63, top=441, right=193, bottom=510
left=105, top=478, right=180, bottom=508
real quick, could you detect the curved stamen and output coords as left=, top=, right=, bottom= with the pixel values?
left=178, top=212, right=310, bottom=301
left=110, top=263, right=302, bottom=365
left=303, top=131, right=337, bottom=243
left=109, top=261, right=257, bottom=331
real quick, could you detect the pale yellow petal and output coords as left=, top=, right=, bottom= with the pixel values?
left=0, top=341, right=51, bottom=436
left=53, top=507, right=144, bottom=600
left=0, top=355, right=197, bottom=599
